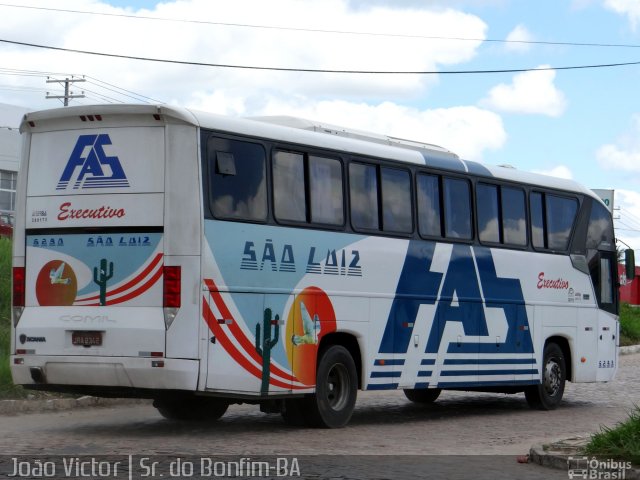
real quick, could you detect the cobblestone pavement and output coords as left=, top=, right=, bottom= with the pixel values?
left=1, top=353, right=638, bottom=479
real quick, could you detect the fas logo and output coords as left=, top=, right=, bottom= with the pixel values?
left=56, top=134, right=129, bottom=190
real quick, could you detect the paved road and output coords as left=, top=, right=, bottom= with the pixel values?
left=1, top=353, right=638, bottom=479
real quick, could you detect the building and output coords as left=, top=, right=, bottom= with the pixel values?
left=0, top=103, right=30, bottom=213
left=619, top=264, right=640, bottom=306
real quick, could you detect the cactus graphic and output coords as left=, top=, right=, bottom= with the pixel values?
left=93, top=258, right=114, bottom=306
left=255, top=307, right=280, bottom=395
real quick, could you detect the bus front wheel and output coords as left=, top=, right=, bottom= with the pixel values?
left=525, top=342, right=566, bottom=410
left=154, top=397, right=229, bottom=421
left=306, top=345, right=357, bottom=428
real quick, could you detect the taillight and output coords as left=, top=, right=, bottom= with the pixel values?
left=163, top=266, right=180, bottom=330
left=13, top=267, right=25, bottom=306
left=163, top=266, right=181, bottom=308
left=12, top=266, right=25, bottom=326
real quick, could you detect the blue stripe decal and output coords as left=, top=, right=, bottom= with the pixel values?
left=367, top=383, right=399, bottom=391
left=414, top=382, right=430, bottom=389
left=441, top=369, right=538, bottom=376
left=443, top=358, right=536, bottom=365
left=417, top=371, right=433, bottom=377
left=421, top=359, right=436, bottom=365
left=438, top=380, right=539, bottom=388
left=370, top=371, right=402, bottom=378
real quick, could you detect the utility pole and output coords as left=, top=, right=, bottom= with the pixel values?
left=46, top=76, right=85, bottom=106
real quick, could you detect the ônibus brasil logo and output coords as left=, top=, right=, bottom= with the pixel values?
left=56, top=134, right=129, bottom=190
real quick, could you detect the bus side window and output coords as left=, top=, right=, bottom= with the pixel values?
left=477, top=183, right=499, bottom=243
left=309, top=156, right=344, bottom=226
left=530, top=192, right=545, bottom=248
left=443, top=177, right=472, bottom=240
left=208, top=137, right=267, bottom=221
left=381, top=167, right=412, bottom=233
left=546, top=194, right=578, bottom=250
left=502, top=186, right=527, bottom=246
left=350, top=163, right=379, bottom=231
left=273, top=151, right=306, bottom=223
left=417, top=173, right=442, bottom=238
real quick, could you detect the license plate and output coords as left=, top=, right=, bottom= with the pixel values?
left=72, top=331, right=103, bottom=347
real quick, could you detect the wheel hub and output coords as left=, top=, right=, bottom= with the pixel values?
left=543, top=359, right=561, bottom=397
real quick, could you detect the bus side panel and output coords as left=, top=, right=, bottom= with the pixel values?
left=575, top=308, right=598, bottom=382
left=164, top=123, right=202, bottom=361
left=596, top=312, right=618, bottom=382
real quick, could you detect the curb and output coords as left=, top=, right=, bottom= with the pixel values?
left=620, top=344, right=640, bottom=355
left=0, top=396, right=150, bottom=416
left=527, top=347, right=640, bottom=476
left=529, top=439, right=640, bottom=479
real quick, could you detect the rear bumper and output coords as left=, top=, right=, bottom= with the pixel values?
left=10, top=355, right=199, bottom=392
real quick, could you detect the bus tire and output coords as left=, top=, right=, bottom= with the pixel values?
left=403, top=388, right=441, bottom=404
left=153, top=397, right=229, bottom=421
left=525, top=342, right=566, bottom=410
left=306, top=345, right=357, bottom=428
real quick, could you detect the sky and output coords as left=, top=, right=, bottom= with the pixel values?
left=1, top=0, right=640, bottom=254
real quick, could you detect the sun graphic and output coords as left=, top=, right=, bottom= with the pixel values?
left=35, top=260, right=78, bottom=306
left=285, top=287, right=336, bottom=386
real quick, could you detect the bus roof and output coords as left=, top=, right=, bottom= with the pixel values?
left=22, top=103, right=597, bottom=199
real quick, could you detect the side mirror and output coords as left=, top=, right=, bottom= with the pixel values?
left=625, top=249, right=635, bottom=281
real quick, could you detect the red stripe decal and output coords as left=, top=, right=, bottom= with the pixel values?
left=203, top=298, right=295, bottom=390
left=206, top=280, right=298, bottom=383
left=77, top=253, right=163, bottom=302
left=105, top=264, right=163, bottom=305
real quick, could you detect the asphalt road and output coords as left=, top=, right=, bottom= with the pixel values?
left=1, top=353, right=639, bottom=479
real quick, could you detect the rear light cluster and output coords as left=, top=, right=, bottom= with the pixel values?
left=79, top=115, right=102, bottom=122
left=12, top=267, right=25, bottom=326
left=163, top=266, right=181, bottom=308
left=163, top=266, right=181, bottom=330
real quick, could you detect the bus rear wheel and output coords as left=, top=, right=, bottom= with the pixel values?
left=154, top=397, right=229, bottom=421
left=525, top=342, right=566, bottom=410
left=404, top=388, right=441, bottom=404
left=305, top=345, right=357, bottom=428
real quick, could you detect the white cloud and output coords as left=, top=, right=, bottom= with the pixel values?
left=596, top=114, right=640, bottom=173
left=0, top=0, right=488, bottom=107
left=505, top=24, right=533, bottom=52
left=249, top=98, right=506, bottom=160
left=604, top=0, right=640, bottom=29
left=481, top=66, right=567, bottom=117
left=0, top=0, right=509, bottom=161
left=531, top=165, right=574, bottom=179
left=614, top=189, right=640, bottom=252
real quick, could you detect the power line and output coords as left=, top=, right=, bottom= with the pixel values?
left=2, top=37, right=640, bottom=75
left=2, top=2, right=640, bottom=49
left=620, top=207, right=640, bottom=227
left=0, top=66, right=163, bottom=104
left=616, top=219, right=640, bottom=233
left=84, top=77, right=162, bottom=103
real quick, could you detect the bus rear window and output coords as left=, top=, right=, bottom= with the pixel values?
left=208, top=137, right=267, bottom=221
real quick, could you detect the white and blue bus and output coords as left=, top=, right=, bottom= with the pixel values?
left=10, top=104, right=632, bottom=428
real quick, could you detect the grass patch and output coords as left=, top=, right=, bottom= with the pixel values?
left=0, top=237, right=10, bottom=323
left=585, top=406, right=640, bottom=466
left=0, top=237, right=25, bottom=397
left=619, top=303, right=640, bottom=346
